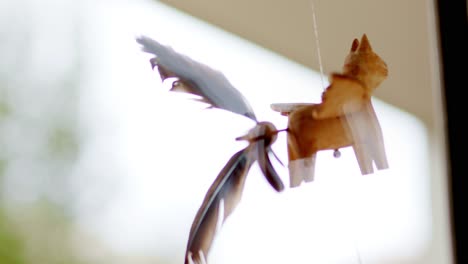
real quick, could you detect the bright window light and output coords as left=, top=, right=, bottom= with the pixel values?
left=75, top=0, right=432, bottom=263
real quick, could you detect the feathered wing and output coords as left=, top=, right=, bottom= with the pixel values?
left=312, top=73, right=369, bottom=119
left=185, top=148, right=254, bottom=264
left=254, top=125, right=284, bottom=192
left=136, top=35, right=257, bottom=120
left=257, top=146, right=284, bottom=192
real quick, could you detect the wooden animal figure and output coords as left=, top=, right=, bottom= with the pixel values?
left=136, top=33, right=389, bottom=263
left=136, top=36, right=285, bottom=264
left=271, top=34, right=389, bottom=187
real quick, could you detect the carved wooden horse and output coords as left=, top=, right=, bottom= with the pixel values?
left=271, top=34, right=389, bottom=187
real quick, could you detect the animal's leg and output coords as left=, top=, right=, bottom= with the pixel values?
left=369, top=131, right=388, bottom=170
left=288, top=158, right=303, bottom=188
left=346, top=108, right=374, bottom=175
left=287, top=133, right=317, bottom=187
left=352, top=143, right=374, bottom=175
left=302, top=155, right=316, bottom=183
left=287, top=133, right=302, bottom=187
left=366, top=104, right=389, bottom=170
left=288, top=155, right=317, bottom=187
left=373, top=142, right=388, bottom=170
left=346, top=103, right=389, bottom=175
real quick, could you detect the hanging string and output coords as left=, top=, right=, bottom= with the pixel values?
left=349, top=186, right=364, bottom=264
left=309, top=0, right=326, bottom=90
left=356, top=250, right=363, bottom=263
left=353, top=232, right=363, bottom=264
left=309, top=2, right=364, bottom=263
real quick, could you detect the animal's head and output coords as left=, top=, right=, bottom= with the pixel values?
left=342, top=34, right=388, bottom=93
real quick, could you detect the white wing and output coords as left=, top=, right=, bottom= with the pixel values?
left=136, top=35, right=257, bottom=120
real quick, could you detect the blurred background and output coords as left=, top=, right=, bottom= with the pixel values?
left=0, top=0, right=453, bottom=263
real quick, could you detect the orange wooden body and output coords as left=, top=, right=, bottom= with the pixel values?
left=272, top=34, right=389, bottom=187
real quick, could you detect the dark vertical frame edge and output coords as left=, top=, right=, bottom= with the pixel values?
left=435, top=0, right=468, bottom=263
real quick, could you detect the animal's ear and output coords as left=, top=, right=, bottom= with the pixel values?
left=358, top=34, right=372, bottom=52
left=350, top=38, right=359, bottom=52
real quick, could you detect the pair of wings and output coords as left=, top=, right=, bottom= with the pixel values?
left=136, top=36, right=284, bottom=264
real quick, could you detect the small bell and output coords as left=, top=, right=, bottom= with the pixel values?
left=333, top=149, right=341, bottom=158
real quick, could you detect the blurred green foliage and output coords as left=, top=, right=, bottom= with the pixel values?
left=0, top=159, right=5, bottom=177
left=0, top=100, right=9, bottom=120
left=0, top=1, right=182, bottom=263
left=0, top=210, right=25, bottom=264
left=0, top=3, right=83, bottom=262
left=47, top=123, right=79, bottom=160
left=9, top=201, right=85, bottom=264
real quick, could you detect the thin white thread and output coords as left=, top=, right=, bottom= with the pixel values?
left=309, top=4, right=364, bottom=262
left=349, top=182, right=364, bottom=264
left=352, top=231, right=363, bottom=264
left=309, top=0, right=326, bottom=90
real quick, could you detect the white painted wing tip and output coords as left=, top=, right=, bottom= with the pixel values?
left=187, top=251, right=208, bottom=264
